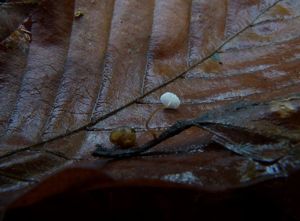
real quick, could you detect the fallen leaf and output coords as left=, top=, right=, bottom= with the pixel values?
left=0, top=0, right=300, bottom=218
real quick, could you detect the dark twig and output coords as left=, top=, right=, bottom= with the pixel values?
left=93, top=119, right=196, bottom=158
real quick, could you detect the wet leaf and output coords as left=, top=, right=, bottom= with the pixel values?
left=197, top=96, right=300, bottom=162
left=94, top=95, right=300, bottom=163
left=0, top=0, right=300, bottom=218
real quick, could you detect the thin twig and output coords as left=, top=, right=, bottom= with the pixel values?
left=93, top=119, right=195, bottom=158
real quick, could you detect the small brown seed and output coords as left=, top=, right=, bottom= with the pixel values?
left=110, top=127, right=136, bottom=148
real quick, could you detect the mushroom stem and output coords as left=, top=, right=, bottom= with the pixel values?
left=145, top=106, right=164, bottom=139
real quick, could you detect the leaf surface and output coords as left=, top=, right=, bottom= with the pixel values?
left=0, top=0, right=300, bottom=215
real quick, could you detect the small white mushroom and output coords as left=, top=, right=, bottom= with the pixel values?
left=160, top=92, right=181, bottom=109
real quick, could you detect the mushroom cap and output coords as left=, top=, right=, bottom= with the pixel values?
left=160, top=92, right=181, bottom=109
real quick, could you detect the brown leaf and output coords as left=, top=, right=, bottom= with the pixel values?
left=4, top=161, right=300, bottom=220
left=1, top=0, right=300, bottom=216
left=93, top=95, right=300, bottom=163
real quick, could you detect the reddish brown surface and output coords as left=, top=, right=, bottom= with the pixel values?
left=4, top=167, right=300, bottom=221
left=0, top=0, right=300, bottom=220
